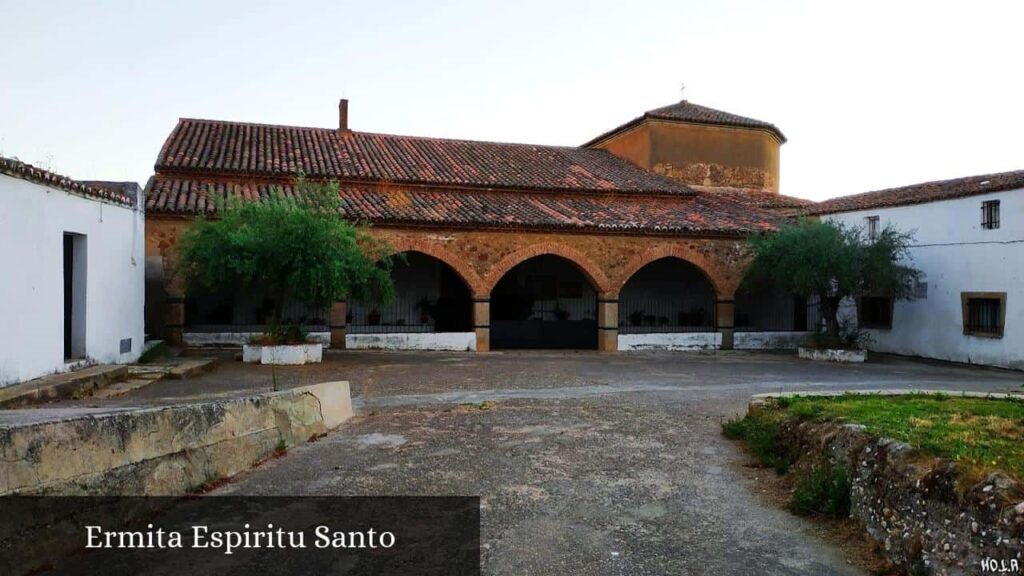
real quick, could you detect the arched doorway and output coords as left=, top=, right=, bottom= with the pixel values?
left=618, top=257, right=717, bottom=333
left=490, top=255, right=598, bottom=349
left=348, top=252, right=473, bottom=334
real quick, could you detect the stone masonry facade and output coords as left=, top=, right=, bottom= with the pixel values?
left=148, top=218, right=749, bottom=352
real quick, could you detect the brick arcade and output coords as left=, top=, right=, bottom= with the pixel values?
left=144, top=99, right=814, bottom=352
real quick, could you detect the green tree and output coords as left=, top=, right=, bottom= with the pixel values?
left=745, top=219, right=920, bottom=344
left=177, top=175, right=395, bottom=343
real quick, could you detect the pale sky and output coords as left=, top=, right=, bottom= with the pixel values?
left=1, top=0, right=1021, bottom=201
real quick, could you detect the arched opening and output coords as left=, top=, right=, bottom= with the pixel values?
left=491, top=255, right=598, bottom=349
left=348, top=252, right=473, bottom=334
left=618, top=257, right=716, bottom=333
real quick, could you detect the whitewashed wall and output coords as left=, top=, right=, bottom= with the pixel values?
left=618, top=332, right=721, bottom=351
left=0, top=174, right=145, bottom=386
left=346, top=332, right=475, bottom=351
left=825, top=187, right=1023, bottom=370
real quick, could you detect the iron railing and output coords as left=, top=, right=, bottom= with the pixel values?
left=348, top=295, right=473, bottom=334
left=734, top=294, right=819, bottom=332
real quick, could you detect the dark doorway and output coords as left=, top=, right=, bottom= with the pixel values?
left=63, top=233, right=86, bottom=359
left=63, top=235, right=73, bottom=359
left=491, top=255, right=597, bottom=349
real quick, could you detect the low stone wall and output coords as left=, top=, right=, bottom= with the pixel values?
left=748, top=393, right=1023, bottom=575
left=617, top=332, right=722, bottom=351
left=0, top=381, right=353, bottom=495
left=345, top=332, right=476, bottom=351
left=734, top=331, right=809, bottom=350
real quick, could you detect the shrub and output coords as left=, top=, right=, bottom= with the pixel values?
left=789, top=462, right=852, bottom=517
left=177, top=174, right=395, bottom=344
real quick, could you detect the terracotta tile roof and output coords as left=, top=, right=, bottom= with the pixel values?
left=145, top=177, right=784, bottom=235
left=808, top=170, right=1024, bottom=215
left=0, top=156, right=136, bottom=207
left=691, top=186, right=814, bottom=216
left=584, top=100, right=786, bottom=146
left=155, top=119, right=694, bottom=195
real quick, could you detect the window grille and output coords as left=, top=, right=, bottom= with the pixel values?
left=866, top=216, right=880, bottom=240
left=981, top=200, right=1000, bottom=230
left=963, top=295, right=1004, bottom=337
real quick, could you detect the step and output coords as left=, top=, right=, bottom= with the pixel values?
left=127, top=365, right=171, bottom=379
left=166, top=358, right=218, bottom=379
left=90, top=378, right=161, bottom=400
left=0, top=365, right=129, bottom=408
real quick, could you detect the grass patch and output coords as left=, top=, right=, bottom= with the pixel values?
left=767, top=393, right=1024, bottom=483
left=722, top=413, right=792, bottom=475
left=790, top=462, right=852, bottom=517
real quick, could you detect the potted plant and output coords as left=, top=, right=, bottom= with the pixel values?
left=745, top=219, right=920, bottom=363
left=177, top=174, right=395, bottom=365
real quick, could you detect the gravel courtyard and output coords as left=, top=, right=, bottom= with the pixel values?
left=188, top=351, right=1023, bottom=575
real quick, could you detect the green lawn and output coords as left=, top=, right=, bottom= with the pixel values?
left=767, top=394, right=1024, bottom=483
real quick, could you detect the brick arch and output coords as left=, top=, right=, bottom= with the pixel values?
left=484, top=242, right=612, bottom=296
left=615, top=244, right=729, bottom=298
left=384, top=240, right=488, bottom=297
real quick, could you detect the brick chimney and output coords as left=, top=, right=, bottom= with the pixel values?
left=338, top=99, right=349, bottom=132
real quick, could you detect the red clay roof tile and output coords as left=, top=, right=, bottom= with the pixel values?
left=583, top=100, right=786, bottom=146
left=1, top=157, right=136, bottom=207
left=145, top=178, right=784, bottom=235
left=808, top=170, right=1024, bottom=215
left=156, top=119, right=694, bottom=194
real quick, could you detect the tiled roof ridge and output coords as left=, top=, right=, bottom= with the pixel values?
left=808, top=169, right=1024, bottom=215
left=583, top=100, right=786, bottom=147
left=0, top=156, right=136, bottom=207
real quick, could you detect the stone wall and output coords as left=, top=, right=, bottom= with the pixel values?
left=751, top=399, right=1024, bottom=575
left=0, top=381, right=353, bottom=496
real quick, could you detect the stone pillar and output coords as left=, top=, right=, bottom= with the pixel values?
left=597, top=298, right=619, bottom=352
left=716, top=299, right=735, bottom=350
left=474, top=298, right=490, bottom=352
left=330, top=301, right=348, bottom=349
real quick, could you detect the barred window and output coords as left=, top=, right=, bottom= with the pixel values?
left=866, top=216, right=880, bottom=240
left=981, top=200, right=1000, bottom=230
left=962, top=293, right=1005, bottom=338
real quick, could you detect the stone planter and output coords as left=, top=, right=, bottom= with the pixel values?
left=242, top=343, right=323, bottom=365
left=798, top=347, right=866, bottom=363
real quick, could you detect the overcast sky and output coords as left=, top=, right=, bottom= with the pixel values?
left=1, top=0, right=1021, bottom=201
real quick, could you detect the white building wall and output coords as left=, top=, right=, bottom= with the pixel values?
left=0, top=174, right=145, bottom=386
left=825, top=187, right=1024, bottom=369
